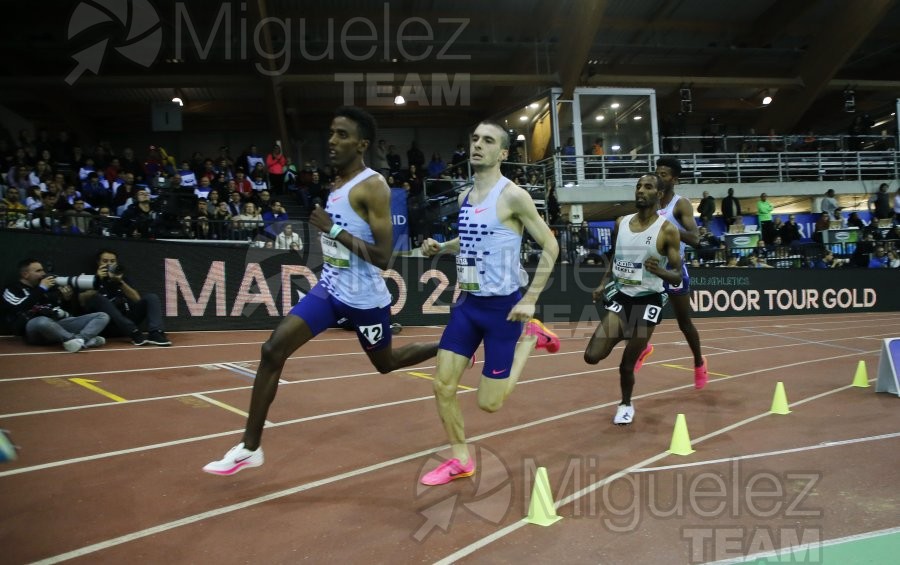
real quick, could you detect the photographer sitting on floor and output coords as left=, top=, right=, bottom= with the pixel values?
left=2, top=258, right=109, bottom=352
left=77, top=249, right=171, bottom=346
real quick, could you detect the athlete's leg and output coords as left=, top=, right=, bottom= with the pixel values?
left=669, top=293, right=703, bottom=366
left=618, top=325, right=656, bottom=405
left=433, top=350, right=477, bottom=464
left=242, top=316, right=315, bottom=449
left=584, top=308, right=625, bottom=365
left=367, top=341, right=440, bottom=374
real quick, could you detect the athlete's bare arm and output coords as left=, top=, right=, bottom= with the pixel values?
left=645, top=222, right=684, bottom=285
left=674, top=197, right=701, bottom=247
left=309, top=175, right=394, bottom=270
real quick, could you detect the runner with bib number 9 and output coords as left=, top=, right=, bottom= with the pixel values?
left=584, top=173, right=684, bottom=426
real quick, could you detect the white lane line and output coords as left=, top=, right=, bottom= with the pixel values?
left=634, top=431, right=900, bottom=473
left=17, top=350, right=883, bottom=563
left=432, top=378, right=878, bottom=565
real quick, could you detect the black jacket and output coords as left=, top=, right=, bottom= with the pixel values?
left=1, top=281, right=67, bottom=335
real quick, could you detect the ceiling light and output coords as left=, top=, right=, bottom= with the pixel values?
left=610, top=103, right=620, bottom=109
left=516, top=134, right=526, bottom=141
left=394, top=95, right=406, bottom=105
left=633, top=115, right=642, bottom=121
left=595, top=115, right=605, bottom=121
left=611, top=144, right=621, bottom=151
left=519, top=115, right=528, bottom=121
left=171, top=97, right=184, bottom=107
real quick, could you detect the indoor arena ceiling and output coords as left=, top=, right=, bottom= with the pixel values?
left=1, top=0, right=899, bottom=143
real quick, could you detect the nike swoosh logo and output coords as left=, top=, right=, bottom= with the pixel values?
left=330, top=196, right=343, bottom=203
left=475, top=207, right=488, bottom=214
left=491, top=368, right=508, bottom=375
left=235, top=454, right=252, bottom=463
left=366, top=344, right=378, bottom=350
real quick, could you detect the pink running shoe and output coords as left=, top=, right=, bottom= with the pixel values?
left=694, top=356, right=709, bottom=390
left=420, top=458, right=476, bottom=486
left=525, top=319, right=560, bottom=353
left=634, top=344, right=654, bottom=372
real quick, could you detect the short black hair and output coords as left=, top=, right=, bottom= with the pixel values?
left=18, top=258, right=40, bottom=273
left=95, top=249, right=118, bottom=264
left=476, top=120, right=511, bottom=149
left=656, top=156, right=682, bottom=177
left=334, top=106, right=377, bottom=144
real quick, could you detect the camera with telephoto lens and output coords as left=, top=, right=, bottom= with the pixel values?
left=53, top=274, right=99, bottom=291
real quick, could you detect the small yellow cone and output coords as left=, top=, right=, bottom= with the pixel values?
left=526, top=467, right=562, bottom=526
left=770, top=381, right=791, bottom=414
left=668, top=413, right=695, bottom=456
left=852, top=360, right=870, bottom=388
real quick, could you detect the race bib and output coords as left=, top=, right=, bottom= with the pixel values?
left=456, top=256, right=480, bottom=291
left=643, top=304, right=662, bottom=324
left=612, top=259, right=643, bottom=286
left=322, top=235, right=351, bottom=268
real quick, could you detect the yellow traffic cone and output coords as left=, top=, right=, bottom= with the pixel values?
left=770, top=381, right=791, bottom=414
left=852, top=360, right=870, bottom=388
left=526, top=467, right=562, bottom=526
left=668, top=413, right=695, bottom=456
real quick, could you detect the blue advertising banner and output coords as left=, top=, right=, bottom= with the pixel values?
left=390, top=187, right=410, bottom=251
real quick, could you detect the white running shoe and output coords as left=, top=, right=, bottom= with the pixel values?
left=62, top=338, right=85, bottom=352
left=613, top=404, right=635, bottom=425
left=84, top=336, right=106, bottom=348
left=203, top=443, right=264, bottom=475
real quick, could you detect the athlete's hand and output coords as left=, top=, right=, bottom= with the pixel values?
left=643, top=257, right=662, bottom=275
left=309, top=204, right=332, bottom=233
left=591, top=285, right=605, bottom=303
left=507, top=301, right=535, bottom=322
left=421, top=238, right=442, bottom=257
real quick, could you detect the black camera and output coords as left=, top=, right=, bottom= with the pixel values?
left=53, top=275, right=99, bottom=291
left=107, top=263, right=125, bottom=276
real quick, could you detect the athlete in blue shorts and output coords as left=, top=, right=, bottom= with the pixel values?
left=585, top=174, right=684, bottom=425
left=651, top=156, right=708, bottom=389
left=204, top=107, right=440, bottom=476
left=418, top=120, right=560, bottom=486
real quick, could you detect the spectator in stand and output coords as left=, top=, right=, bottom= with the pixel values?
left=177, top=161, right=198, bottom=188
left=407, top=140, right=425, bottom=171
left=212, top=201, right=232, bottom=239
left=869, top=245, right=890, bottom=268
left=427, top=152, right=446, bottom=179
left=119, top=147, right=141, bottom=177
left=819, top=188, right=840, bottom=218
left=251, top=171, right=268, bottom=193
left=93, top=206, right=114, bottom=237
left=405, top=164, right=424, bottom=198
left=450, top=143, right=468, bottom=167
left=226, top=190, right=243, bottom=216
left=194, top=176, right=213, bottom=198
left=256, top=189, right=273, bottom=213
left=780, top=214, right=803, bottom=245
left=184, top=198, right=214, bottom=240
left=771, top=215, right=784, bottom=236
left=275, top=223, right=303, bottom=250
left=242, top=144, right=265, bottom=174
left=372, top=139, right=390, bottom=178
left=721, top=187, right=742, bottom=226
left=70, top=198, right=93, bottom=233
left=756, top=192, right=774, bottom=244
left=81, top=171, right=111, bottom=209
left=233, top=201, right=263, bottom=239
left=112, top=172, right=138, bottom=211
left=887, top=249, right=900, bottom=269
left=233, top=170, right=253, bottom=196
left=697, top=190, right=716, bottom=227
left=847, top=211, right=866, bottom=230
left=813, top=212, right=831, bottom=243
left=24, top=186, right=44, bottom=211
left=2, top=187, right=27, bottom=221
left=810, top=250, right=844, bottom=269
left=894, top=188, right=900, bottom=223
left=262, top=199, right=289, bottom=237
left=868, top=183, right=893, bottom=222
left=116, top=189, right=158, bottom=238
left=283, top=157, right=298, bottom=193
left=695, top=226, right=721, bottom=261
left=747, top=254, right=773, bottom=269
left=265, top=144, right=286, bottom=193
left=386, top=144, right=402, bottom=177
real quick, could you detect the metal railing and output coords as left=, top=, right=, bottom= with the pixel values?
left=661, top=134, right=896, bottom=154
left=547, top=151, right=899, bottom=186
